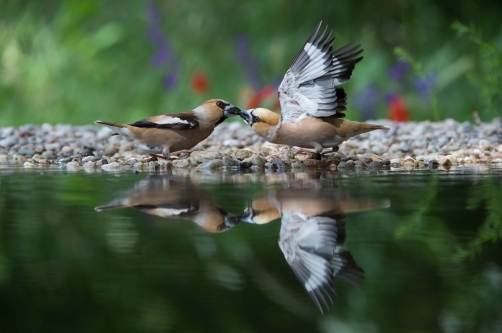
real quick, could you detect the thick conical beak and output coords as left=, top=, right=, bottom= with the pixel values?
left=239, top=207, right=260, bottom=223
left=224, top=104, right=241, bottom=117
left=239, top=109, right=254, bottom=125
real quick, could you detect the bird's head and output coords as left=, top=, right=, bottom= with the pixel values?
left=239, top=108, right=280, bottom=127
left=239, top=204, right=280, bottom=224
left=197, top=99, right=241, bottom=126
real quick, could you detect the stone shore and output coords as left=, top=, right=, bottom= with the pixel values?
left=0, top=118, right=501, bottom=172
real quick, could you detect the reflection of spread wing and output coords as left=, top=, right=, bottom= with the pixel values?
left=279, top=212, right=363, bottom=313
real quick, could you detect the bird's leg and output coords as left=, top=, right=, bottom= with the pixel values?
left=321, top=145, right=339, bottom=156
left=161, top=147, right=171, bottom=160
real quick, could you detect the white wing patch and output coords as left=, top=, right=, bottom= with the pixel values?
left=152, top=208, right=191, bottom=215
left=155, top=117, right=190, bottom=125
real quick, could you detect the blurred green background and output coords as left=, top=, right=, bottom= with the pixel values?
left=1, top=0, right=501, bottom=126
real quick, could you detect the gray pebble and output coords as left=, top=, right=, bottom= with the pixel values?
left=368, top=161, right=383, bottom=170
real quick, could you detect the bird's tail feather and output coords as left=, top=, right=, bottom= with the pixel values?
left=95, top=120, right=126, bottom=129
left=95, top=203, right=127, bottom=211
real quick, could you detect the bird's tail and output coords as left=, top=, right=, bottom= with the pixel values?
left=95, top=203, right=127, bottom=211
left=336, top=120, right=388, bottom=140
left=95, top=120, right=126, bottom=129
left=352, top=121, right=389, bottom=133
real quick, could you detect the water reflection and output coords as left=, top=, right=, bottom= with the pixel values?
left=95, top=175, right=241, bottom=233
left=240, top=187, right=389, bottom=312
left=95, top=172, right=389, bottom=312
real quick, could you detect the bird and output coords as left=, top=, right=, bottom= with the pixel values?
left=229, top=22, right=388, bottom=154
left=95, top=99, right=240, bottom=159
left=239, top=186, right=389, bottom=313
left=95, top=175, right=241, bottom=233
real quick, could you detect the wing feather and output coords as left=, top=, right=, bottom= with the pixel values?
left=129, top=112, right=199, bottom=130
left=280, top=213, right=364, bottom=312
left=278, top=22, right=362, bottom=123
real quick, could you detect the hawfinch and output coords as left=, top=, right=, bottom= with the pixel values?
left=240, top=187, right=389, bottom=313
left=95, top=99, right=240, bottom=159
left=95, top=175, right=241, bottom=233
left=232, top=23, right=387, bottom=153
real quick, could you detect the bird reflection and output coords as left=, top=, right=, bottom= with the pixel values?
left=95, top=175, right=240, bottom=233
left=240, top=187, right=389, bottom=313
left=95, top=171, right=389, bottom=313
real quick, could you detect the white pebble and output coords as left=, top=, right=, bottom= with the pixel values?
left=101, top=162, right=120, bottom=171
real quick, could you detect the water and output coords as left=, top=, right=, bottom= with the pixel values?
left=0, top=167, right=501, bottom=333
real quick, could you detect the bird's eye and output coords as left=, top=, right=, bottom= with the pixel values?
left=253, top=116, right=260, bottom=123
left=216, top=101, right=225, bottom=108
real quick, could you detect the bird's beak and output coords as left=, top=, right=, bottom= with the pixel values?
left=239, top=109, right=254, bottom=126
left=223, top=104, right=241, bottom=117
left=239, top=207, right=260, bottom=223
left=223, top=215, right=242, bottom=229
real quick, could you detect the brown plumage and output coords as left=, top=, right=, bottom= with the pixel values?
left=95, top=175, right=240, bottom=233
left=239, top=187, right=389, bottom=313
left=230, top=22, right=388, bottom=153
left=95, top=99, right=240, bottom=159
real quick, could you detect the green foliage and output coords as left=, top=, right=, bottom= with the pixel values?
left=452, top=21, right=502, bottom=120
left=454, top=179, right=502, bottom=261
left=0, top=0, right=501, bottom=126
left=394, top=47, right=442, bottom=121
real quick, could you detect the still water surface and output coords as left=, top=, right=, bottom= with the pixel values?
left=0, top=168, right=501, bottom=333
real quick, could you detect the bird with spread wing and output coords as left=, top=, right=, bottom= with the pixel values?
left=229, top=22, right=387, bottom=154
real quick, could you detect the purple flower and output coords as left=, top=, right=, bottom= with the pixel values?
left=388, top=60, right=411, bottom=82
left=163, top=72, right=178, bottom=90
left=414, top=72, right=437, bottom=100
left=235, top=34, right=263, bottom=89
left=352, top=85, right=379, bottom=120
left=145, top=3, right=181, bottom=90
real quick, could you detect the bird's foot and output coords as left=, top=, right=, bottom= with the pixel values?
left=144, top=154, right=169, bottom=162
left=321, top=146, right=340, bottom=156
left=268, top=146, right=293, bottom=160
left=170, top=148, right=203, bottom=159
left=292, top=147, right=322, bottom=160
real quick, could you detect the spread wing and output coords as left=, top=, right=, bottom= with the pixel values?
left=279, top=212, right=364, bottom=313
left=278, top=22, right=363, bottom=123
left=129, top=112, right=199, bottom=130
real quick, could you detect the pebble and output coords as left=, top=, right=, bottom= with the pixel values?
left=231, top=149, right=254, bottom=160
left=303, top=159, right=326, bottom=167
left=66, top=161, right=80, bottom=171
left=101, top=162, right=120, bottom=171
left=0, top=118, right=500, bottom=172
left=200, top=160, right=223, bottom=170
left=172, top=159, right=190, bottom=168
left=368, top=161, right=383, bottom=170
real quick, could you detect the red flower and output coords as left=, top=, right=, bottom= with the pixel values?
left=237, top=85, right=281, bottom=111
left=388, top=95, right=411, bottom=122
left=191, top=71, right=209, bottom=95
